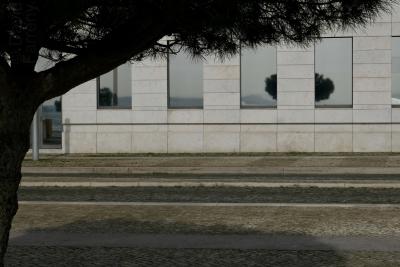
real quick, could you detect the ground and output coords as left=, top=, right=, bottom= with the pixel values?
left=11, top=203, right=400, bottom=235
left=7, top=248, right=400, bottom=267
left=7, top=154, right=400, bottom=266
left=7, top=200, right=400, bottom=266
left=17, top=186, right=400, bottom=203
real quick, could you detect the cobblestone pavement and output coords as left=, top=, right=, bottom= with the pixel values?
left=9, top=232, right=400, bottom=251
left=21, top=154, right=400, bottom=177
left=12, top=205, right=400, bottom=237
left=6, top=247, right=400, bottom=267
left=18, top=186, right=400, bottom=203
left=15, top=155, right=400, bottom=266
left=22, top=153, right=400, bottom=168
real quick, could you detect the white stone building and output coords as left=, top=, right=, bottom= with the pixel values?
left=34, top=6, right=400, bottom=154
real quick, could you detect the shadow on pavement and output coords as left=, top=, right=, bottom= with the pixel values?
left=6, top=218, right=349, bottom=267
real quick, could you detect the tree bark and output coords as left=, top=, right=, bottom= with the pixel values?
left=0, top=88, right=35, bottom=266
left=0, top=180, right=19, bottom=266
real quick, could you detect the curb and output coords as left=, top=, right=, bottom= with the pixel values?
left=18, top=201, right=400, bottom=208
left=20, top=181, right=400, bottom=188
left=21, top=166, right=400, bottom=176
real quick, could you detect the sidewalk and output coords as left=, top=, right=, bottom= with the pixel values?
left=22, top=154, right=400, bottom=175
left=21, top=154, right=400, bottom=187
left=21, top=165, right=400, bottom=176
left=18, top=201, right=400, bottom=208
left=19, top=179, right=400, bottom=188
left=10, top=232, right=400, bottom=251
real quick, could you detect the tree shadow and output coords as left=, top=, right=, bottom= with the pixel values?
left=7, top=218, right=349, bottom=266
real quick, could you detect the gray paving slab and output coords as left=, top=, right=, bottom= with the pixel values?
left=9, top=232, right=400, bottom=251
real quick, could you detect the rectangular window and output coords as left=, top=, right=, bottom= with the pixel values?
left=30, top=96, right=62, bottom=149
left=241, top=46, right=277, bottom=108
left=98, top=63, right=132, bottom=109
left=392, top=37, right=400, bottom=106
left=168, top=50, right=203, bottom=108
left=315, top=38, right=353, bottom=107
left=40, top=97, right=62, bottom=148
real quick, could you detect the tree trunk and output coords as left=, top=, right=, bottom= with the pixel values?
left=0, top=179, right=19, bottom=266
left=0, top=90, right=35, bottom=266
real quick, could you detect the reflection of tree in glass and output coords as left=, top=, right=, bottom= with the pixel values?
left=99, top=88, right=118, bottom=106
left=315, top=73, right=334, bottom=101
left=265, top=73, right=335, bottom=101
left=265, top=74, right=277, bottom=100
left=54, top=100, right=62, bottom=112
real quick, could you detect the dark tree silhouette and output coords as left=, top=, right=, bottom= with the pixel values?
left=315, top=73, right=335, bottom=102
left=98, top=88, right=118, bottom=107
left=265, top=74, right=277, bottom=100
left=0, top=0, right=392, bottom=263
left=54, top=100, right=62, bottom=112
left=265, top=73, right=335, bottom=102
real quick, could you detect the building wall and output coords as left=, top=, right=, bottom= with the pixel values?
left=60, top=6, right=400, bottom=153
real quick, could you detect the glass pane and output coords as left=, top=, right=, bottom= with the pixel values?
left=169, top=51, right=203, bottom=108
left=315, top=38, right=352, bottom=106
left=116, top=63, right=132, bottom=108
left=41, top=97, right=62, bottom=147
left=98, top=70, right=115, bottom=107
left=392, top=38, right=400, bottom=105
left=241, top=46, right=277, bottom=107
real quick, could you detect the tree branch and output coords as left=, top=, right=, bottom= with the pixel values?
left=0, top=56, right=10, bottom=88
left=39, top=0, right=98, bottom=34
left=35, top=20, right=166, bottom=101
left=41, top=41, right=86, bottom=55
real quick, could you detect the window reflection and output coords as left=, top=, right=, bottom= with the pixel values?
left=315, top=73, right=335, bottom=102
left=117, top=63, right=133, bottom=108
left=315, top=38, right=352, bottom=107
left=41, top=97, right=62, bottom=148
left=265, top=74, right=277, bottom=101
left=392, top=38, right=400, bottom=105
left=241, top=46, right=277, bottom=107
left=168, top=50, right=203, bottom=108
left=99, top=70, right=115, bottom=107
left=98, top=63, right=132, bottom=108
